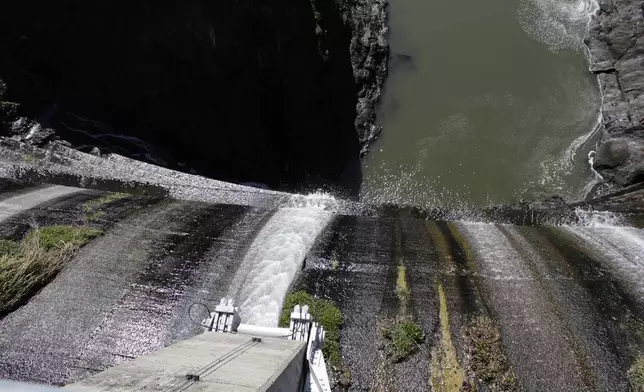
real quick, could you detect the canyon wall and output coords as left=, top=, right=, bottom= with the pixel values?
left=587, top=0, right=644, bottom=186
left=0, top=0, right=387, bottom=194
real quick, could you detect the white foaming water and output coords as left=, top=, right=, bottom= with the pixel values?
left=571, top=207, right=624, bottom=227
left=580, top=149, right=604, bottom=197
left=562, top=224, right=644, bottom=296
left=228, top=193, right=334, bottom=327
left=518, top=0, right=599, bottom=53
left=283, top=192, right=341, bottom=210
left=587, top=148, right=604, bottom=181
left=522, top=108, right=600, bottom=202
left=560, top=206, right=644, bottom=297
left=461, top=219, right=644, bottom=300
left=561, top=114, right=601, bottom=172
left=458, top=222, right=532, bottom=280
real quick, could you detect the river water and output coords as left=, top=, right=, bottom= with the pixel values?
left=360, top=0, right=601, bottom=208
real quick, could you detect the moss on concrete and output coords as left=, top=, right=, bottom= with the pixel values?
left=26, top=225, right=103, bottom=251
left=331, top=254, right=340, bottom=271
left=83, top=192, right=128, bottom=222
left=279, top=290, right=344, bottom=367
left=447, top=222, right=476, bottom=268
left=427, top=222, right=450, bottom=261
left=396, top=265, right=410, bottom=304
left=380, top=317, right=425, bottom=363
left=1, top=225, right=103, bottom=314
left=628, top=357, right=644, bottom=391
left=464, top=316, right=517, bottom=391
left=430, top=283, right=466, bottom=392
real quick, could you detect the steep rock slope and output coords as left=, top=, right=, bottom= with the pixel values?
left=0, top=0, right=386, bottom=194
left=586, top=0, right=644, bottom=186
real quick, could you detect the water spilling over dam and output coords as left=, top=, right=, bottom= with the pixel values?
left=228, top=195, right=334, bottom=326
left=0, top=0, right=642, bottom=388
left=0, top=145, right=643, bottom=390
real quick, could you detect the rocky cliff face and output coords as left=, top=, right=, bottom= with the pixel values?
left=586, top=0, right=644, bottom=187
left=336, top=0, right=389, bottom=155
left=0, top=1, right=387, bottom=195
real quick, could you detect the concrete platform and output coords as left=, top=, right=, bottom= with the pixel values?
left=67, top=333, right=306, bottom=392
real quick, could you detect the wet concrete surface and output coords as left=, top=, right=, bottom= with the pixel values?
left=299, top=216, right=441, bottom=391
left=0, top=189, right=155, bottom=240
left=459, top=222, right=591, bottom=391
left=0, top=185, right=84, bottom=223
left=74, top=203, right=252, bottom=376
left=0, top=179, right=48, bottom=200
left=0, top=196, right=257, bottom=385
left=295, top=217, right=644, bottom=391
left=388, top=219, right=439, bottom=391
left=0, top=179, right=643, bottom=391
left=302, top=215, right=396, bottom=390
left=510, top=226, right=631, bottom=391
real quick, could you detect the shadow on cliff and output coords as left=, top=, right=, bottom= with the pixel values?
left=0, top=0, right=362, bottom=197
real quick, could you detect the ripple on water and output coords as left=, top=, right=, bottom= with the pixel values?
left=517, top=0, right=599, bottom=53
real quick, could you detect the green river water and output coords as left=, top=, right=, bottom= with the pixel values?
left=360, top=0, right=601, bottom=208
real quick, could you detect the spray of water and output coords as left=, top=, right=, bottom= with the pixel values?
left=228, top=193, right=334, bottom=326
left=571, top=207, right=624, bottom=227
left=561, top=222, right=644, bottom=297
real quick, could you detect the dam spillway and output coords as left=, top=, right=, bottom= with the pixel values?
left=0, top=156, right=643, bottom=391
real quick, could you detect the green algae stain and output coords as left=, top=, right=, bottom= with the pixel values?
left=463, top=316, right=517, bottom=391
left=427, top=221, right=452, bottom=264
left=629, top=357, right=644, bottom=391
left=396, top=265, right=410, bottom=304
left=431, top=283, right=467, bottom=392
left=379, top=223, right=425, bottom=363
left=83, top=192, right=128, bottom=222
left=446, top=222, right=477, bottom=269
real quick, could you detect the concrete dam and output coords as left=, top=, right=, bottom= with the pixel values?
left=0, top=142, right=644, bottom=391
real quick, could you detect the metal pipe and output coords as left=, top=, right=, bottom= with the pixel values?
left=236, top=324, right=291, bottom=338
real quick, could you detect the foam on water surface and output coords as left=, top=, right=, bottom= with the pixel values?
left=518, top=0, right=599, bottom=53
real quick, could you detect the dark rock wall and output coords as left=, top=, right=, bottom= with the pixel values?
left=337, top=0, right=389, bottom=155
left=586, top=0, right=644, bottom=186
left=0, top=0, right=383, bottom=194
